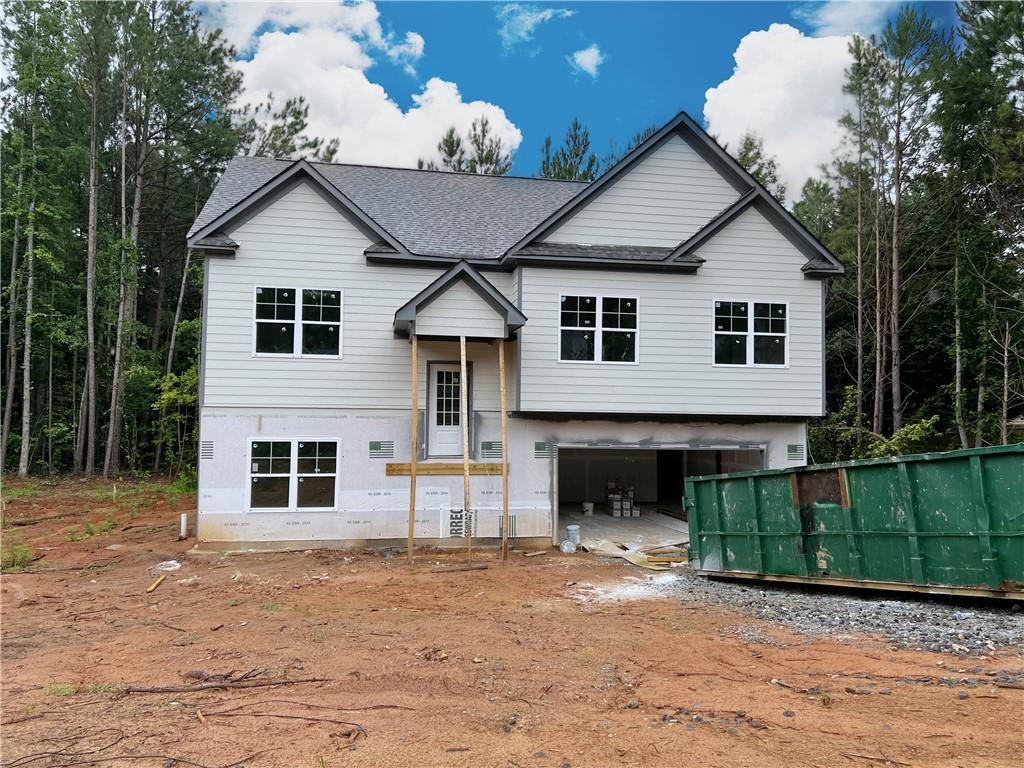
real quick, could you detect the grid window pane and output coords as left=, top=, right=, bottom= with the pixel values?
left=301, top=323, right=339, bottom=355
left=435, top=371, right=460, bottom=427
left=602, top=330, right=635, bottom=362
left=602, top=297, right=637, bottom=330
left=250, top=476, right=289, bottom=508
left=561, top=330, right=595, bottom=361
left=256, top=322, right=294, bottom=354
left=714, top=301, right=748, bottom=332
left=754, top=335, right=786, bottom=365
left=251, top=442, right=290, bottom=474
left=715, top=334, right=747, bottom=365
left=560, top=295, right=596, bottom=328
left=296, top=441, right=337, bottom=474
left=297, top=476, right=335, bottom=508
left=256, top=287, right=295, bottom=320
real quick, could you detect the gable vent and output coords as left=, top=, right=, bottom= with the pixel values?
left=534, top=441, right=553, bottom=459
left=369, top=440, right=394, bottom=459
left=480, top=441, right=503, bottom=460
left=787, top=444, right=805, bottom=462
left=199, top=441, right=214, bottom=460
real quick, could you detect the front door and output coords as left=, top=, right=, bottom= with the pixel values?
left=429, top=364, right=463, bottom=457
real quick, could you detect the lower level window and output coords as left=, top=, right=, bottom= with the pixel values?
left=250, top=439, right=338, bottom=510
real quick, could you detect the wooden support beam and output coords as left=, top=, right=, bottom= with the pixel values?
left=387, top=462, right=503, bottom=476
left=407, top=335, right=418, bottom=563
left=460, top=336, right=471, bottom=561
left=499, top=339, right=510, bottom=562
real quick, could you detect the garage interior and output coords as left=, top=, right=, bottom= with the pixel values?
left=556, top=447, right=764, bottom=548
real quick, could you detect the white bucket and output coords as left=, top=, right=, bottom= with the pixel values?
left=582, top=502, right=594, bottom=516
left=566, top=524, right=581, bottom=545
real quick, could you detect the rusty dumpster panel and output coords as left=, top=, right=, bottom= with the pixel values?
left=684, top=444, right=1024, bottom=598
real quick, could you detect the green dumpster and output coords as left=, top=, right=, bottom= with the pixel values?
left=684, top=444, right=1024, bottom=599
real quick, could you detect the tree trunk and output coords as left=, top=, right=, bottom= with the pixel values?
left=998, top=322, right=1010, bottom=446
left=17, top=197, right=36, bottom=477
left=104, top=73, right=130, bottom=478
left=854, top=94, right=865, bottom=437
left=889, top=117, right=904, bottom=433
left=153, top=247, right=191, bottom=473
left=872, top=152, right=886, bottom=436
left=953, top=256, right=969, bottom=448
left=1, top=163, right=24, bottom=471
left=81, top=69, right=101, bottom=475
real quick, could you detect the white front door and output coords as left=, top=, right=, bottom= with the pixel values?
left=429, top=364, right=463, bottom=457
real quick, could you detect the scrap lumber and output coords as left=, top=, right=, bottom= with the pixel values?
left=145, top=575, right=166, bottom=593
left=431, top=563, right=488, bottom=574
left=125, top=676, right=329, bottom=694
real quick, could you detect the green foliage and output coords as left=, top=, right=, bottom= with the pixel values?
left=43, top=682, right=77, bottom=697
left=735, top=132, right=787, bottom=202
left=1, top=540, right=33, bottom=571
left=539, top=117, right=600, bottom=181
left=3, top=482, right=42, bottom=498
left=418, top=115, right=514, bottom=175
left=862, top=415, right=941, bottom=458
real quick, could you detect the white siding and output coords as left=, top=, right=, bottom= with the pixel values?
left=542, top=134, right=740, bottom=247
left=519, top=206, right=824, bottom=416
left=204, top=181, right=516, bottom=409
left=415, top=279, right=506, bottom=338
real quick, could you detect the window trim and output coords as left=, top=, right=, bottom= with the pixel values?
left=556, top=293, right=640, bottom=366
left=251, top=285, right=344, bottom=359
left=246, top=437, right=341, bottom=513
left=711, top=298, right=790, bottom=369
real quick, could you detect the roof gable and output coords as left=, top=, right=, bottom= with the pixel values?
left=393, top=261, right=527, bottom=339
left=187, top=160, right=408, bottom=254
left=508, top=111, right=843, bottom=276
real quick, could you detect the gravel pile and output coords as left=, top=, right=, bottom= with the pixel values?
left=600, top=568, right=1024, bottom=655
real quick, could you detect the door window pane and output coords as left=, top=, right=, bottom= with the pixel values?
left=435, top=370, right=460, bottom=427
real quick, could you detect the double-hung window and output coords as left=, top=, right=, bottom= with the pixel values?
left=254, top=287, right=342, bottom=357
left=249, top=439, right=339, bottom=511
left=560, top=295, right=638, bottom=363
left=713, top=300, right=787, bottom=366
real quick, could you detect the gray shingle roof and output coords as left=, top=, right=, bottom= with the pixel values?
left=188, top=156, right=586, bottom=259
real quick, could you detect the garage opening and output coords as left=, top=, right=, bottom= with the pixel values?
left=556, top=447, right=764, bottom=548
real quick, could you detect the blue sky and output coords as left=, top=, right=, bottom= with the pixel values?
left=202, top=1, right=957, bottom=191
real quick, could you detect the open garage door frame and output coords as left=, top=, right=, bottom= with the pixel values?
left=551, top=443, right=766, bottom=544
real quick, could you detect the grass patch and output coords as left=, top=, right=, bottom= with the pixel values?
left=44, top=682, right=78, bottom=697
left=1, top=542, right=33, bottom=572
left=69, top=513, right=118, bottom=541
left=3, top=482, right=43, bottom=499
left=261, top=602, right=281, bottom=612
left=85, top=682, right=123, bottom=695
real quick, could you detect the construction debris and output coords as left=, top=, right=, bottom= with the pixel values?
left=580, top=539, right=688, bottom=571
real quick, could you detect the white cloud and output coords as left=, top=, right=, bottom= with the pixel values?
left=569, top=45, right=604, bottom=78
left=704, top=23, right=854, bottom=196
left=496, top=4, right=574, bottom=50
left=203, top=2, right=522, bottom=167
left=793, top=0, right=899, bottom=37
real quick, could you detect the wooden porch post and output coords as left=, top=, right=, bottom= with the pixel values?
left=407, top=335, right=418, bottom=563
left=460, top=336, right=471, bottom=560
left=499, top=340, right=510, bottom=561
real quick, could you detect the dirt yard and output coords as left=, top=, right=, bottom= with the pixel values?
left=2, top=479, right=1022, bottom=768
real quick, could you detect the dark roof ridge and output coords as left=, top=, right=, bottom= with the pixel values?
left=230, top=154, right=588, bottom=186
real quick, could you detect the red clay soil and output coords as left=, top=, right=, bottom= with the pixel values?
left=1, top=479, right=1022, bottom=768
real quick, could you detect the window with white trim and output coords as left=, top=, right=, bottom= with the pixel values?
left=560, top=295, right=637, bottom=363
left=254, top=287, right=342, bottom=357
left=249, top=439, right=339, bottom=510
left=713, top=300, right=787, bottom=366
